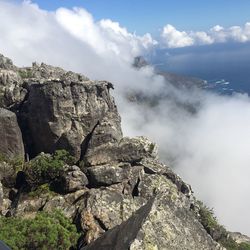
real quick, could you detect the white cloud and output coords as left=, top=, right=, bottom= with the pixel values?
left=55, top=8, right=157, bottom=60
left=1, top=0, right=250, bottom=237
left=192, top=31, right=214, bottom=45
left=161, top=24, right=194, bottom=48
left=161, top=22, right=250, bottom=48
left=229, top=23, right=250, bottom=42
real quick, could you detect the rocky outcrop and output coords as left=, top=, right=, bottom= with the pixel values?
left=0, top=54, right=16, bottom=71
left=0, top=55, right=122, bottom=161
left=19, top=77, right=122, bottom=161
left=84, top=136, right=158, bottom=166
left=0, top=54, right=245, bottom=250
left=57, top=165, right=89, bottom=193
left=81, top=197, right=155, bottom=250
left=229, top=232, right=250, bottom=244
left=0, top=108, right=24, bottom=159
left=0, top=55, right=26, bottom=108
left=0, top=161, right=18, bottom=188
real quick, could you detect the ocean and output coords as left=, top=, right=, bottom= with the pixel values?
left=150, top=42, right=250, bottom=95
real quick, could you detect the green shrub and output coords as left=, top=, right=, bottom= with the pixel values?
left=219, top=236, right=239, bottom=250
left=28, top=183, right=57, bottom=198
left=0, top=153, right=24, bottom=172
left=197, top=201, right=250, bottom=250
left=26, top=150, right=75, bottom=185
left=0, top=210, right=80, bottom=250
left=198, top=201, right=223, bottom=234
left=238, top=242, right=250, bottom=250
left=53, top=149, right=75, bottom=166
left=18, top=70, right=33, bottom=79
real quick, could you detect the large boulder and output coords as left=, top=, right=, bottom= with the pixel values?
left=84, top=136, right=158, bottom=166
left=87, top=163, right=143, bottom=188
left=19, top=79, right=122, bottom=160
left=56, top=165, right=89, bottom=193
left=0, top=108, right=24, bottom=159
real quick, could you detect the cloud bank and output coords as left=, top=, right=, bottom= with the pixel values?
left=1, top=0, right=250, bottom=236
left=161, top=23, right=250, bottom=48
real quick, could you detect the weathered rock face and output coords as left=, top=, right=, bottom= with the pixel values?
left=0, top=54, right=16, bottom=71
left=57, top=165, right=89, bottom=193
left=75, top=159, right=222, bottom=250
left=19, top=80, right=122, bottom=160
left=0, top=55, right=122, bottom=161
left=87, top=163, right=143, bottom=188
left=81, top=197, right=155, bottom=250
left=229, top=232, right=250, bottom=244
left=84, top=136, right=158, bottom=166
left=0, top=161, right=17, bottom=188
left=0, top=108, right=24, bottom=159
left=0, top=55, right=26, bottom=108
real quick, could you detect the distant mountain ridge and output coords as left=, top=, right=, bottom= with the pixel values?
left=133, top=56, right=205, bottom=89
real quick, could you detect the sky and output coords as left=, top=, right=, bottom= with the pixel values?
left=14, top=0, right=250, bottom=35
left=1, top=0, right=250, bottom=237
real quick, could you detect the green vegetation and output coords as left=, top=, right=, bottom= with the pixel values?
left=220, top=239, right=250, bottom=250
left=26, top=150, right=75, bottom=184
left=198, top=201, right=250, bottom=250
left=149, top=143, right=155, bottom=154
left=238, top=243, right=250, bottom=250
left=28, top=183, right=57, bottom=198
left=18, top=70, right=33, bottom=79
left=0, top=210, right=80, bottom=250
left=0, top=153, right=24, bottom=172
left=198, top=201, right=224, bottom=236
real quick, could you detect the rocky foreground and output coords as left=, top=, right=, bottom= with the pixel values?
left=0, top=54, right=249, bottom=250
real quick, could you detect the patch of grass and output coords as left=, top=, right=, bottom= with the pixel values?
left=0, top=210, right=80, bottom=250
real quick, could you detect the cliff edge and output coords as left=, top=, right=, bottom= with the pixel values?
left=0, top=54, right=248, bottom=250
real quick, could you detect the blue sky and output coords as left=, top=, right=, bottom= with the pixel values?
left=18, top=0, right=250, bottom=35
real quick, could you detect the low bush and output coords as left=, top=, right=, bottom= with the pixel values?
left=197, top=201, right=250, bottom=250
left=25, top=150, right=75, bottom=185
left=0, top=210, right=80, bottom=250
left=28, top=183, right=57, bottom=198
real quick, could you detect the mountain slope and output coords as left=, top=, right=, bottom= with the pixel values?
left=0, top=54, right=249, bottom=250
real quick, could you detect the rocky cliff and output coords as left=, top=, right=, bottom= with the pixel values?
left=0, top=54, right=248, bottom=250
